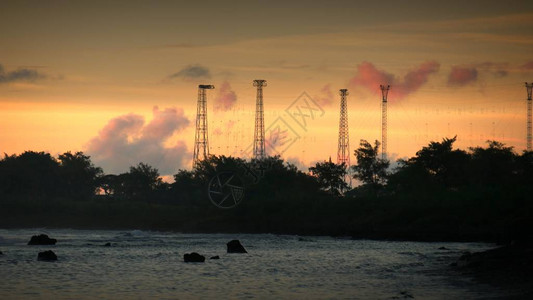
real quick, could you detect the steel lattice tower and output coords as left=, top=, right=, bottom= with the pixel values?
left=380, top=85, right=390, bottom=160
left=192, top=84, right=214, bottom=168
left=337, top=89, right=350, bottom=167
left=526, top=82, right=533, bottom=151
left=253, top=80, right=267, bottom=160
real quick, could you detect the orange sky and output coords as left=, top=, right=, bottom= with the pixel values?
left=1, top=1, right=532, bottom=175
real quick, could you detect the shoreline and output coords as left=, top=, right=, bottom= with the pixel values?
left=0, top=223, right=503, bottom=244
left=451, top=242, right=533, bottom=298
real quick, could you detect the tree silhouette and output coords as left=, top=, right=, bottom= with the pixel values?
left=112, top=162, right=163, bottom=200
left=516, top=150, right=533, bottom=186
left=469, top=141, right=516, bottom=185
left=0, top=151, right=61, bottom=198
left=98, top=174, right=119, bottom=196
left=407, top=136, right=469, bottom=188
left=309, top=158, right=348, bottom=195
left=352, top=140, right=389, bottom=188
left=58, top=151, right=103, bottom=199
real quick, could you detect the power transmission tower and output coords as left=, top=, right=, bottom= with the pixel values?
left=526, top=82, right=533, bottom=151
left=380, top=85, right=390, bottom=160
left=253, top=80, right=267, bottom=160
left=193, top=84, right=214, bottom=168
left=337, top=89, right=350, bottom=166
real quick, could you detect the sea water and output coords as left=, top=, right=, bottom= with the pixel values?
left=0, top=229, right=505, bottom=299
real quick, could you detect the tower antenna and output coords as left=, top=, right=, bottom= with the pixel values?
left=380, top=85, right=390, bottom=160
left=193, top=84, right=214, bottom=168
left=526, top=82, right=533, bottom=151
left=253, top=80, right=267, bottom=160
left=337, top=89, right=351, bottom=187
left=337, top=89, right=350, bottom=166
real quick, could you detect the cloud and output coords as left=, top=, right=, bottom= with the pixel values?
left=286, top=156, right=308, bottom=171
left=0, top=64, right=47, bottom=84
left=448, top=66, right=478, bottom=87
left=477, top=62, right=510, bottom=78
left=314, top=84, right=335, bottom=107
left=214, top=81, right=237, bottom=111
left=168, top=64, right=211, bottom=80
left=350, top=62, right=394, bottom=94
left=86, top=106, right=191, bottom=175
left=349, top=61, right=439, bottom=100
left=446, top=62, right=510, bottom=86
left=398, top=61, right=440, bottom=97
left=142, top=106, right=190, bottom=140
left=521, top=61, right=533, bottom=70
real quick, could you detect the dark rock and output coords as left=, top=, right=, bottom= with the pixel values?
left=438, top=247, right=449, bottom=250
left=28, top=234, right=57, bottom=245
left=0, top=251, right=3, bottom=255
left=210, top=255, right=220, bottom=260
left=184, top=252, right=205, bottom=263
left=227, top=240, right=247, bottom=253
left=38, top=250, right=57, bottom=261
left=104, top=242, right=111, bottom=247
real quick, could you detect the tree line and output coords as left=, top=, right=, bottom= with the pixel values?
left=0, top=137, right=531, bottom=202
left=1, top=138, right=531, bottom=241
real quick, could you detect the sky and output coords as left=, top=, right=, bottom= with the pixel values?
left=1, top=0, right=532, bottom=176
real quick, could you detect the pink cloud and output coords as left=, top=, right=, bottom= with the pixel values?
left=95, top=114, right=144, bottom=145
left=521, top=61, right=533, bottom=70
left=349, top=61, right=439, bottom=100
left=214, top=81, right=237, bottom=111
left=314, top=84, right=335, bottom=107
left=397, top=61, right=440, bottom=97
left=448, top=66, right=478, bottom=87
left=86, top=106, right=190, bottom=175
left=142, top=106, right=189, bottom=141
left=350, top=62, right=394, bottom=94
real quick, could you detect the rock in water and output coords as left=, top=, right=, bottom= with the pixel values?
left=38, top=250, right=57, bottom=261
left=227, top=240, right=247, bottom=253
left=184, top=252, right=205, bottom=263
left=0, top=251, right=3, bottom=255
left=210, top=255, right=220, bottom=260
left=28, top=234, right=57, bottom=245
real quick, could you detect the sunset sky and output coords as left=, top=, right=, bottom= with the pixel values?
left=1, top=0, right=532, bottom=176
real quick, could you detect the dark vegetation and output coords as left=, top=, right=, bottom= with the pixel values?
left=0, top=138, right=532, bottom=243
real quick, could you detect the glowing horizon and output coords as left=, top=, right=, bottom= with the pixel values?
left=1, top=1, right=532, bottom=176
